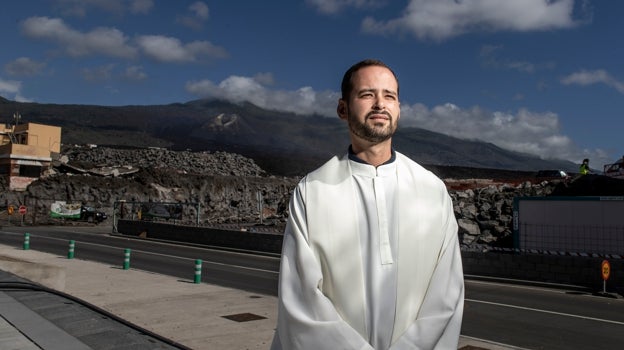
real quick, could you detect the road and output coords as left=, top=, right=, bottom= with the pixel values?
left=0, top=225, right=279, bottom=295
left=2, top=225, right=624, bottom=349
left=464, top=280, right=624, bottom=349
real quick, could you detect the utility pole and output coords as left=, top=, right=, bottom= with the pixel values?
left=257, top=191, right=263, bottom=224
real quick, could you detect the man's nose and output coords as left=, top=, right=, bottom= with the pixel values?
left=373, top=96, right=385, bottom=110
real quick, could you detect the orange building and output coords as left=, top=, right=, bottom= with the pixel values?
left=0, top=121, right=61, bottom=190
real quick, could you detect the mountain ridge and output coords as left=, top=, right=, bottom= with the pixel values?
left=0, top=96, right=577, bottom=176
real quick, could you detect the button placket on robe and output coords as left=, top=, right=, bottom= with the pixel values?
left=373, top=175, right=393, bottom=265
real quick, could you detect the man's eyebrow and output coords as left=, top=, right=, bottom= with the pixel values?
left=356, top=88, right=398, bottom=95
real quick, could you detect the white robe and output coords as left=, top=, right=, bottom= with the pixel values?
left=272, top=152, right=464, bottom=350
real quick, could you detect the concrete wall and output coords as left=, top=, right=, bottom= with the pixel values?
left=462, top=250, right=622, bottom=292
left=116, top=220, right=623, bottom=293
left=116, top=219, right=283, bottom=254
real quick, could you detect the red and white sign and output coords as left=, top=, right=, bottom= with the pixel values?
left=18, top=205, right=27, bottom=215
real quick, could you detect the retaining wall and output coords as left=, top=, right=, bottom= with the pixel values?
left=462, top=251, right=622, bottom=292
left=116, top=220, right=283, bottom=254
left=116, top=220, right=623, bottom=293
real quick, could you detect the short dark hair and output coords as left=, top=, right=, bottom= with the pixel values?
left=340, top=59, right=399, bottom=100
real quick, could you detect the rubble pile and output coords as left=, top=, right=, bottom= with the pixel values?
left=451, top=180, right=557, bottom=248
left=62, top=146, right=266, bottom=177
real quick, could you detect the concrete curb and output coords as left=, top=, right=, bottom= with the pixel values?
left=0, top=255, right=66, bottom=291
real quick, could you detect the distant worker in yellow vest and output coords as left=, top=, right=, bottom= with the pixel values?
left=579, top=158, right=590, bottom=175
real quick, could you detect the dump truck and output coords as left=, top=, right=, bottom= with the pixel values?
left=50, top=201, right=107, bottom=223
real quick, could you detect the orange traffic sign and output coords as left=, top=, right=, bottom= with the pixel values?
left=601, top=260, right=611, bottom=281
left=7, top=205, right=14, bottom=215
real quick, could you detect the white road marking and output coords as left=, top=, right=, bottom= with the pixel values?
left=466, top=298, right=624, bottom=325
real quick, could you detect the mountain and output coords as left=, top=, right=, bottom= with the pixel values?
left=0, top=97, right=577, bottom=176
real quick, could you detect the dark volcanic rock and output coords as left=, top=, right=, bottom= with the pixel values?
left=63, top=146, right=266, bottom=177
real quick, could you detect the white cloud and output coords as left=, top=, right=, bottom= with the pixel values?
left=20, top=17, right=226, bottom=63
left=0, top=78, right=22, bottom=94
left=361, top=0, right=583, bottom=41
left=186, top=74, right=606, bottom=164
left=21, top=17, right=138, bottom=59
left=177, top=1, right=210, bottom=29
left=53, top=0, right=152, bottom=16
left=130, top=0, right=154, bottom=14
left=252, top=72, right=275, bottom=86
left=561, top=69, right=624, bottom=94
left=306, top=0, right=385, bottom=14
left=0, top=78, right=32, bottom=102
left=122, top=65, right=147, bottom=81
left=189, top=2, right=209, bottom=19
left=136, top=35, right=227, bottom=63
left=186, top=75, right=338, bottom=116
left=13, top=94, right=33, bottom=103
left=4, top=57, right=46, bottom=76
left=398, top=102, right=607, bottom=164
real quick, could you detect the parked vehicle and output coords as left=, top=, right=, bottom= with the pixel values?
left=80, top=206, right=107, bottom=223
left=50, top=201, right=107, bottom=224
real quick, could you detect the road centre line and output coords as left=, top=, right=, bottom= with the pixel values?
left=466, top=298, right=624, bottom=326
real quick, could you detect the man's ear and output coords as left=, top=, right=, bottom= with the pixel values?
left=337, top=100, right=348, bottom=120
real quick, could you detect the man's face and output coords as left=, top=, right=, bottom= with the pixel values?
left=338, top=65, right=400, bottom=144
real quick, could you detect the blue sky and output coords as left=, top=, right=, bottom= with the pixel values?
left=0, top=0, right=622, bottom=168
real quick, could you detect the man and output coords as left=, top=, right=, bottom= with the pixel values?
left=579, top=158, right=590, bottom=175
left=271, top=59, right=464, bottom=349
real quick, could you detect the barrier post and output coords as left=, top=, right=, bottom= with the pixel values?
left=23, top=233, right=30, bottom=250
left=194, top=259, right=202, bottom=284
left=123, top=248, right=131, bottom=270
left=68, top=240, right=75, bottom=259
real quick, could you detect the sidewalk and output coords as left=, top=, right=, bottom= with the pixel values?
left=0, top=243, right=520, bottom=350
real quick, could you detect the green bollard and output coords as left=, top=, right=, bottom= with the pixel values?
left=68, top=240, right=75, bottom=259
left=123, top=248, right=131, bottom=270
left=194, top=259, right=202, bottom=284
left=23, top=233, right=30, bottom=250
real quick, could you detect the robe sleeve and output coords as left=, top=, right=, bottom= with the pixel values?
left=389, top=198, right=464, bottom=350
left=271, top=182, right=374, bottom=350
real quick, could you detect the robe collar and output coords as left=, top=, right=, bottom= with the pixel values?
left=347, top=145, right=396, bottom=166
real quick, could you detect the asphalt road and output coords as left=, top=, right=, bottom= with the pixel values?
left=2, top=224, right=624, bottom=350
left=0, top=225, right=280, bottom=295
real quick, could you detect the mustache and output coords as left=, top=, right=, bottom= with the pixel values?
left=366, top=110, right=392, bottom=119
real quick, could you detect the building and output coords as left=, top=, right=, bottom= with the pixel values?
left=0, top=121, right=61, bottom=190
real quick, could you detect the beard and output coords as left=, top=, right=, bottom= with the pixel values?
left=347, top=110, right=397, bottom=143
